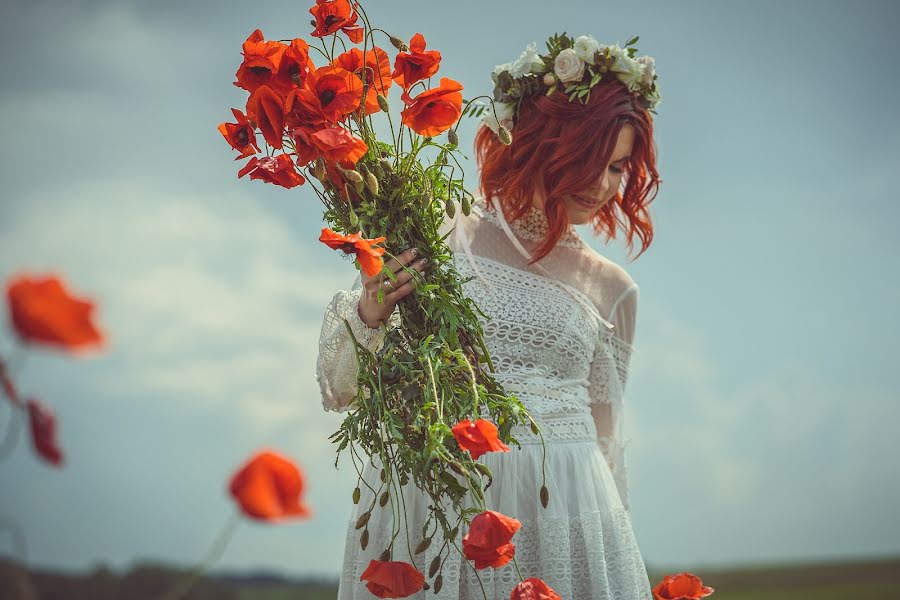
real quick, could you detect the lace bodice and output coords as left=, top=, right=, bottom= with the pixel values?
left=315, top=196, right=640, bottom=509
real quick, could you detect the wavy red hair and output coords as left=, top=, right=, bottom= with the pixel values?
left=475, top=75, right=661, bottom=264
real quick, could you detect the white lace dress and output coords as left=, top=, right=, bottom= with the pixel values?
left=316, top=196, right=653, bottom=599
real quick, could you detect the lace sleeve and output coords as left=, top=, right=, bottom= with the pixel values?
left=316, top=273, right=402, bottom=413
left=588, top=283, right=639, bottom=511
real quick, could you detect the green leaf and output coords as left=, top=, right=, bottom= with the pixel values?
left=626, top=35, right=639, bottom=46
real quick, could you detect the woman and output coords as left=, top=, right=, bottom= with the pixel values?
left=317, top=34, right=661, bottom=599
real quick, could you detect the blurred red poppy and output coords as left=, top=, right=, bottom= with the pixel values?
left=510, top=577, right=562, bottom=600
left=26, top=397, right=63, bottom=467
left=234, top=29, right=288, bottom=93
left=218, top=108, right=259, bottom=159
left=228, top=449, right=312, bottom=522
left=451, top=418, right=510, bottom=460
left=310, top=0, right=364, bottom=44
left=652, top=572, right=715, bottom=600
left=359, top=559, right=425, bottom=598
left=462, top=510, right=521, bottom=570
left=400, top=78, right=463, bottom=137
left=238, top=155, right=306, bottom=189
left=6, top=274, right=104, bottom=352
left=391, top=33, right=441, bottom=90
left=319, top=228, right=386, bottom=277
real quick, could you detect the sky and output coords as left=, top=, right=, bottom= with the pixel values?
left=1, top=0, right=899, bottom=580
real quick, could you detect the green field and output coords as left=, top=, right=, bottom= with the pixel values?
left=2, top=556, right=898, bottom=599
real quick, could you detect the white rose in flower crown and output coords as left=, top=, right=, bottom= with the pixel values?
left=574, top=35, right=601, bottom=64
left=510, top=42, right=547, bottom=77
left=554, top=48, right=585, bottom=84
left=482, top=100, right=516, bottom=133
left=637, top=55, right=656, bottom=86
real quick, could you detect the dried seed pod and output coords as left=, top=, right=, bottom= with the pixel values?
left=428, top=556, right=441, bottom=577
left=379, top=549, right=391, bottom=561
left=422, top=582, right=430, bottom=591
left=380, top=468, right=387, bottom=482
left=449, top=526, right=459, bottom=541
left=448, top=461, right=466, bottom=476
left=313, top=158, right=327, bottom=181
left=349, top=209, right=359, bottom=228
left=433, top=574, right=443, bottom=593
left=355, top=510, right=371, bottom=530
left=365, top=172, right=379, bottom=195
left=498, top=125, right=513, bottom=145
left=389, top=35, right=408, bottom=52
left=530, top=420, right=540, bottom=435
left=360, top=528, right=369, bottom=550
left=447, top=128, right=458, bottom=147
left=540, top=484, right=550, bottom=508
left=379, top=491, right=390, bottom=507
left=414, top=536, right=432, bottom=555
left=461, top=195, right=471, bottom=216
left=445, top=198, right=456, bottom=219
left=342, top=167, right=363, bottom=184
left=352, top=486, right=361, bottom=504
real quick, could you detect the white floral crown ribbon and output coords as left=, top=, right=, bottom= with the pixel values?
left=458, top=196, right=615, bottom=333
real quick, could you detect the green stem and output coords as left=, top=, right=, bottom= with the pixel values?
left=157, top=512, right=240, bottom=600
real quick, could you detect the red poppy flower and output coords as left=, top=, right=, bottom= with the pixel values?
left=271, top=38, right=315, bottom=94
left=228, top=449, right=312, bottom=522
left=310, top=126, right=368, bottom=166
left=218, top=108, right=259, bottom=159
left=510, top=578, right=562, bottom=600
left=451, top=418, right=510, bottom=460
left=334, top=47, right=392, bottom=114
left=309, top=0, right=364, bottom=44
left=462, top=510, right=522, bottom=570
left=319, top=228, right=386, bottom=277
left=288, top=65, right=362, bottom=124
left=26, top=397, right=63, bottom=467
left=289, top=123, right=325, bottom=168
left=0, top=361, right=18, bottom=405
left=6, top=274, right=105, bottom=352
left=359, top=559, right=425, bottom=598
left=400, top=78, right=463, bottom=137
left=391, top=33, right=442, bottom=90
left=238, top=154, right=306, bottom=189
left=245, top=84, right=286, bottom=149
left=652, top=572, right=715, bottom=600
left=234, top=29, right=288, bottom=93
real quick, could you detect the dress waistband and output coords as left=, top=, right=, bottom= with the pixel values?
left=488, top=379, right=597, bottom=445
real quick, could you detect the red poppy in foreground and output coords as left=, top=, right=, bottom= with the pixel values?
left=309, top=0, right=364, bottom=44
left=26, top=397, right=63, bottom=467
left=462, top=509, right=521, bottom=570
left=652, top=572, right=715, bottom=600
left=319, top=228, right=387, bottom=277
left=359, top=559, right=425, bottom=598
left=451, top=418, right=510, bottom=460
left=510, top=577, right=562, bottom=600
left=400, top=78, right=463, bottom=137
left=218, top=108, right=259, bottom=159
left=6, top=274, right=105, bottom=352
left=391, top=33, right=442, bottom=89
left=238, top=155, right=306, bottom=189
left=228, top=449, right=312, bottom=522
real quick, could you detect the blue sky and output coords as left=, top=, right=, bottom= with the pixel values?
left=1, top=0, right=898, bottom=579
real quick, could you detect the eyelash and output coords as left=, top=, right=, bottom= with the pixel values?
left=610, top=165, right=624, bottom=174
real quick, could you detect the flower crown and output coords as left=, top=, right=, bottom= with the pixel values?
left=483, top=33, right=661, bottom=136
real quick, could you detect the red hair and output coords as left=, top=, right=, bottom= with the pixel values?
left=474, top=75, right=661, bottom=264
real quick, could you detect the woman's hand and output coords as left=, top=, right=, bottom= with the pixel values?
left=358, top=247, right=428, bottom=329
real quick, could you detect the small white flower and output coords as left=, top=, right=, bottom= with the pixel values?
left=510, top=42, right=546, bottom=78
left=636, top=55, right=656, bottom=86
left=644, top=86, right=662, bottom=109
left=574, top=35, right=601, bottom=64
left=553, top=48, right=585, bottom=84
left=482, top=100, right=516, bottom=134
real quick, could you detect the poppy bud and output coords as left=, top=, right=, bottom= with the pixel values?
left=313, top=158, right=326, bottom=181
left=342, top=167, right=364, bottom=184
left=543, top=72, right=557, bottom=86
left=379, top=491, right=390, bottom=507
left=379, top=549, right=391, bottom=561
left=540, top=484, right=550, bottom=508
left=498, top=125, right=513, bottom=145
left=422, top=582, right=430, bottom=591
left=380, top=467, right=387, bottom=482
left=448, top=461, right=466, bottom=476
left=530, top=420, right=540, bottom=435
left=433, top=574, right=443, bottom=593
left=428, top=556, right=441, bottom=577
left=352, top=486, right=361, bottom=504
left=380, top=158, right=394, bottom=175
left=365, top=173, right=379, bottom=195
left=349, top=209, right=359, bottom=228
left=389, top=35, right=408, bottom=52
left=360, top=528, right=369, bottom=550
left=461, top=196, right=471, bottom=216
left=414, top=536, right=432, bottom=555
left=355, top=510, right=371, bottom=530
left=445, top=198, right=456, bottom=218
left=377, top=93, right=390, bottom=113
left=449, top=526, right=459, bottom=541
left=447, top=128, right=459, bottom=147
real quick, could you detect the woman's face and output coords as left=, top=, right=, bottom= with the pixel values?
left=533, top=123, right=636, bottom=225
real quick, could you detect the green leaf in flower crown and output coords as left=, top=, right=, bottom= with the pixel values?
left=626, top=35, right=639, bottom=46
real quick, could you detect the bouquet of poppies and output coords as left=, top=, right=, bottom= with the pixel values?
left=218, top=2, right=554, bottom=597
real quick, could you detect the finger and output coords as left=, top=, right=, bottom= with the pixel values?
left=384, top=258, right=427, bottom=298
left=383, top=257, right=427, bottom=291
left=365, top=247, right=419, bottom=289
